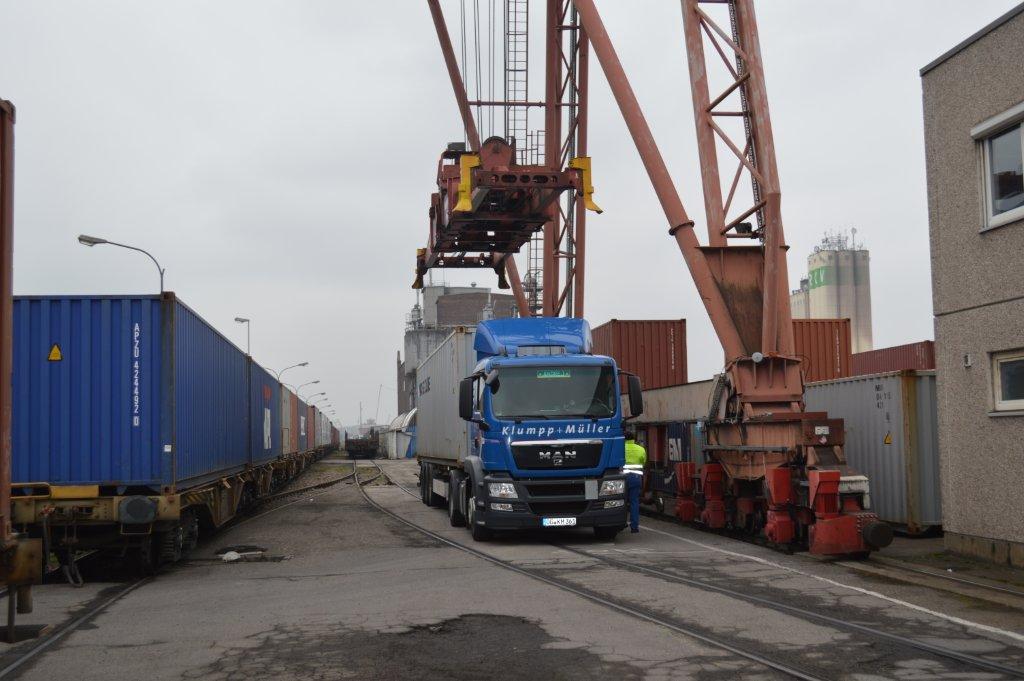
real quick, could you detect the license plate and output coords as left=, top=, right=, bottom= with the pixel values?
left=542, top=517, right=577, bottom=527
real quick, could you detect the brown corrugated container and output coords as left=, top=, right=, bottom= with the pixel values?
left=591, top=320, right=687, bottom=390
left=852, top=341, right=936, bottom=375
left=792, top=319, right=852, bottom=382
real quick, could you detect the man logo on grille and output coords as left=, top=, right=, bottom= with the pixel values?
left=539, top=450, right=577, bottom=466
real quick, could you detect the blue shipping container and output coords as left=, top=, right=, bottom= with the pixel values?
left=13, top=294, right=264, bottom=491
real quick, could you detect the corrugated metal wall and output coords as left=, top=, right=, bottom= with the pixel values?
left=792, top=319, right=852, bottom=382
left=250, top=361, right=281, bottom=465
left=852, top=341, right=935, bottom=375
left=591, top=320, right=687, bottom=390
left=805, top=371, right=941, bottom=531
left=12, top=296, right=165, bottom=485
left=172, top=298, right=249, bottom=487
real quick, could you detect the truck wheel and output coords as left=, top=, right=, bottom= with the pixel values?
left=448, top=479, right=466, bottom=527
left=419, top=463, right=430, bottom=505
left=467, top=496, right=492, bottom=541
left=594, top=526, right=623, bottom=541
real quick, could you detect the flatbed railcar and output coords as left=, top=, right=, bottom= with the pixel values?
left=10, top=293, right=338, bottom=572
left=344, top=429, right=380, bottom=459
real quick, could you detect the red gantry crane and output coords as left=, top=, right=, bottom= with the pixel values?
left=419, top=0, right=891, bottom=557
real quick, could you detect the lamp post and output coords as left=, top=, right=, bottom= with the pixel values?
left=234, top=317, right=250, bottom=355
left=78, top=234, right=166, bottom=293
left=272, top=362, right=308, bottom=381
left=303, top=390, right=326, bottom=402
left=296, top=381, right=321, bottom=400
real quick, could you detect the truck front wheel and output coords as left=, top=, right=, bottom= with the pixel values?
left=594, top=526, right=624, bottom=541
left=448, top=477, right=466, bottom=527
left=467, top=496, right=492, bottom=541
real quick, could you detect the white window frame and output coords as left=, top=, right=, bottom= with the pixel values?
left=973, top=101, right=1024, bottom=231
left=992, top=349, right=1024, bottom=412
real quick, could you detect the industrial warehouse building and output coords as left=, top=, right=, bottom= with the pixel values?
left=922, top=4, right=1024, bottom=566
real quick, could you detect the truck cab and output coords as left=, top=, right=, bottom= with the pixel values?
left=437, top=318, right=643, bottom=540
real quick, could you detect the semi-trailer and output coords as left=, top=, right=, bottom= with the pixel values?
left=416, top=317, right=643, bottom=541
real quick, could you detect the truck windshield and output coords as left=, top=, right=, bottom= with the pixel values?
left=490, top=366, right=616, bottom=419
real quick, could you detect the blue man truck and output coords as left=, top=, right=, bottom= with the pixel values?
left=415, top=318, right=644, bottom=541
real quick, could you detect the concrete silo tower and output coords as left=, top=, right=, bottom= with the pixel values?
left=791, top=230, right=874, bottom=353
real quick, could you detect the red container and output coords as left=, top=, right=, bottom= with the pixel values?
left=792, top=319, right=852, bottom=382
left=290, top=392, right=300, bottom=454
left=308, top=405, right=316, bottom=449
left=0, top=100, right=14, bottom=543
left=852, top=341, right=935, bottom=376
left=591, top=319, right=687, bottom=390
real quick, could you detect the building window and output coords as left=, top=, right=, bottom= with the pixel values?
left=993, top=350, right=1024, bottom=411
left=974, top=102, right=1024, bottom=230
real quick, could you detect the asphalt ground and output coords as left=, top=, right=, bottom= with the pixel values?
left=1, top=458, right=1022, bottom=680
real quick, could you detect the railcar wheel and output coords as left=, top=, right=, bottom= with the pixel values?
left=159, top=524, right=184, bottom=564
left=181, top=509, right=200, bottom=554
left=136, top=536, right=159, bottom=576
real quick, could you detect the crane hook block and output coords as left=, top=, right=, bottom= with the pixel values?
left=454, top=154, right=481, bottom=213
left=569, top=156, right=602, bottom=214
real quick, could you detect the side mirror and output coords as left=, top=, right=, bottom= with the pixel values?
left=627, top=374, right=644, bottom=417
left=458, top=377, right=474, bottom=421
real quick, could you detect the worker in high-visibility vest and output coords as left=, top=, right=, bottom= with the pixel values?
left=623, top=425, right=647, bottom=533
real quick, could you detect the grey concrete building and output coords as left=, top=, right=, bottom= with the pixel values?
left=396, top=285, right=515, bottom=414
left=921, top=3, right=1024, bottom=566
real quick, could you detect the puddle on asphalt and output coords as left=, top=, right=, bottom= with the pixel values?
left=182, top=614, right=643, bottom=680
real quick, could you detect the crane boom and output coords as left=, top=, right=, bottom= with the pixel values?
left=573, top=0, right=891, bottom=557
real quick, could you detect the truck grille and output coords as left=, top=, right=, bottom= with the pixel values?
left=512, top=442, right=602, bottom=470
left=526, top=482, right=585, bottom=497
left=529, top=501, right=590, bottom=516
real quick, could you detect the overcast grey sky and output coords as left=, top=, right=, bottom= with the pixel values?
left=0, top=1, right=1017, bottom=426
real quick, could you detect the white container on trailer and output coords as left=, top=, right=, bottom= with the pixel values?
left=415, top=328, right=475, bottom=464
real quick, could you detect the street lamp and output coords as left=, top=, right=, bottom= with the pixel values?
left=296, top=381, right=320, bottom=399
left=303, top=390, right=326, bottom=401
left=272, top=362, right=308, bottom=381
left=78, top=234, right=166, bottom=293
left=234, top=317, right=250, bottom=355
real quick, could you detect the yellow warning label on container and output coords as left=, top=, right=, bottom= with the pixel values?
left=48, top=344, right=62, bottom=362
left=883, top=432, right=892, bottom=445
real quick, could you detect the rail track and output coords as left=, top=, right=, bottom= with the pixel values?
left=551, top=542, right=1024, bottom=679
left=0, top=578, right=150, bottom=679
left=642, top=505, right=1024, bottom=603
left=361, top=460, right=1024, bottom=680
left=357, top=461, right=829, bottom=681
left=0, top=457, right=362, bottom=675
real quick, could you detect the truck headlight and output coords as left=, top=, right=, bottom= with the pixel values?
left=488, top=482, right=518, bottom=499
left=599, top=480, right=625, bottom=497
